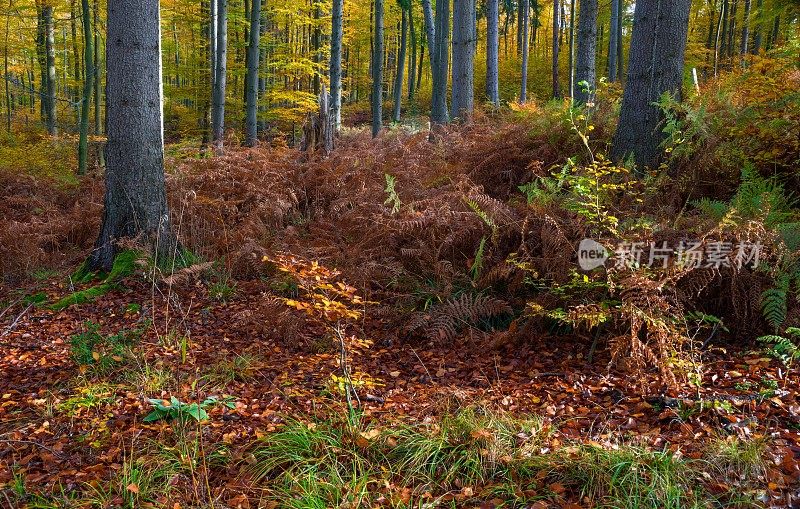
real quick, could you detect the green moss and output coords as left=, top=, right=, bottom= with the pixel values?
left=50, top=250, right=140, bottom=311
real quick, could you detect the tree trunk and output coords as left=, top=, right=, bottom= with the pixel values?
left=767, top=14, right=779, bottom=50
left=485, top=0, right=499, bottom=106
left=520, top=0, right=530, bottom=102
left=245, top=0, right=261, bottom=146
left=567, top=0, right=575, bottom=98
left=408, top=2, right=417, bottom=100
left=751, top=0, right=762, bottom=54
left=451, top=0, right=474, bottom=121
left=89, top=0, right=177, bottom=272
left=608, top=0, right=619, bottom=81
left=393, top=7, right=408, bottom=122
left=719, top=0, right=728, bottom=58
left=740, top=0, right=751, bottom=60
left=372, top=0, right=384, bottom=137
left=212, top=0, right=227, bottom=147
left=4, top=2, right=10, bottom=132
left=552, top=0, right=560, bottom=99
left=93, top=0, right=104, bottom=169
left=78, top=0, right=93, bottom=175
left=727, top=0, right=737, bottom=59
left=44, top=4, right=57, bottom=135
left=611, top=0, right=692, bottom=170
left=431, top=0, right=450, bottom=125
left=616, top=0, right=623, bottom=82
left=330, top=0, right=343, bottom=129
left=574, top=0, right=598, bottom=104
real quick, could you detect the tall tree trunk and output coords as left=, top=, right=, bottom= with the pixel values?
left=485, top=0, right=500, bottom=106
left=608, top=0, right=619, bottom=81
left=719, top=0, right=729, bottom=58
left=767, top=14, right=779, bottom=50
left=4, top=1, right=10, bottom=132
left=93, top=0, right=103, bottom=168
left=89, top=0, right=177, bottom=272
left=727, top=0, right=737, bottom=58
left=451, top=0, right=474, bottom=120
left=212, top=0, right=228, bottom=147
left=245, top=0, right=261, bottom=146
left=36, top=3, right=46, bottom=122
left=520, top=0, right=530, bottom=102
left=330, top=0, right=343, bottom=129
left=567, top=0, right=575, bottom=98
left=431, top=0, right=450, bottom=125
left=740, top=0, right=751, bottom=61
left=44, top=4, right=57, bottom=135
left=313, top=4, right=321, bottom=95
left=611, top=0, right=692, bottom=169
left=78, top=0, right=93, bottom=175
left=372, top=0, right=384, bottom=137
left=393, top=6, right=408, bottom=122
left=616, top=0, right=623, bottom=82
left=574, top=0, right=598, bottom=104
left=408, top=2, right=417, bottom=100
left=751, top=0, right=762, bottom=54
left=552, top=0, right=560, bottom=99
left=70, top=0, right=80, bottom=81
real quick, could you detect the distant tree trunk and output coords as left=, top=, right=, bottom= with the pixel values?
left=312, top=4, right=321, bottom=95
left=372, top=0, right=384, bottom=137
left=393, top=6, right=408, bottom=122
left=552, top=0, right=560, bottom=99
left=35, top=4, right=46, bottom=122
left=330, top=0, right=344, bottom=129
left=727, top=0, right=738, bottom=58
left=78, top=0, right=93, bottom=175
left=611, top=0, right=692, bottom=169
left=520, top=0, right=530, bottom=102
left=245, top=0, right=261, bottom=146
left=567, top=0, right=575, bottom=98
left=70, top=0, right=80, bottom=81
left=574, top=0, right=598, bottom=104
left=751, top=0, right=763, bottom=54
left=416, top=41, right=425, bottom=90
left=212, top=0, right=228, bottom=147
left=608, top=0, right=619, bottom=81
left=408, top=2, right=417, bottom=100
left=89, top=0, right=177, bottom=272
left=431, top=0, right=450, bottom=125
left=616, top=0, right=623, bottom=82
left=4, top=1, right=10, bottom=133
left=486, top=0, right=500, bottom=106
left=767, top=14, right=779, bottom=50
left=44, top=4, right=57, bottom=135
left=740, top=0, right=751, bottom=60
left=93, top=0, right=104, bottom=169
left=451, top=0, right=474, bottom=120
left=719, top=0, right=729, bottom=59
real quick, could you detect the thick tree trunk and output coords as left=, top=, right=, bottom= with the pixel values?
left=89, top=0, right=177, bottom=272
left=552, top=0, right=560, bottom=99
left=44, top=5, right=57, bottom=135
left=574, top=0, right=598, bottom=104
left=431, top=0, right=450, bottom=125
left=611, top=0, right=692, bottom=170
left=212, top=0, right=227, bottom=147
left=393, top=7, right=408, bottom=122
left=485, top=0, right=499, bottom=106
left=372, top=0, right=384, bottom=137
left=608, top=0, right=619, bottom=81
left=330, top=0, right=343, bottom=129
left=78, top=0, right=93, bottom=175
left=245, top=0, right=261, bottom=146
left=520, top=0, right=530, bottom=102
left=451, top=0, right=474, bottom=121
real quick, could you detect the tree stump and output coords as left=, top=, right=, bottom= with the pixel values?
left=301, top=84, right=334, bottom=156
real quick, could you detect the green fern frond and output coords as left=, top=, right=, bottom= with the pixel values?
left=761, top=273, right=790, bottom=332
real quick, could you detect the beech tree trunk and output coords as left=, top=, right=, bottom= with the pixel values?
left=616, top=0, right=623, bottom=82
left=567, top=0, right=575, bottom=98
left=751, top=0, right=763, bottom=54
left=520, top=0, right=530, bottom=102
left=451, top=0, right=474, bottom=121
left=212, top=0, right=227, bottom=147
left=611, top=0, right=692, bottom=169
left=89, top=0, right=177, bottom=272
left=740, top=0, right=751, bottom=60
left=44, top=4, right=56, bottom=135
left=393, top=7, right=408, bottom=122
left=608, top=0, right=619, bottom=81
left=78, top=0, right=93, bottom=174
left=574, top=0, right=598, bottom=104
left=485, top=0, right=499, bottom=106
left=328, top=0, right=343, bottom=132
left=431, top=0, right=450, bottom=125
left=552, top=0, right=560, bottom=99
left=245, top=0, right=261, bottom=146
left=408, top=3, right=417, bottom=100
left=372, top=0, right=384, bottom=137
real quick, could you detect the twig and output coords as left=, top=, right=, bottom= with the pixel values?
left=1, top=303, right=32, bottom=338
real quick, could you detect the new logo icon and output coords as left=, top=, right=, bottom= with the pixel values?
left=578, top=238, right=609, bottom=270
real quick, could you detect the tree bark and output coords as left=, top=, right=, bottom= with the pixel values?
left=616, top=0, right=623, bottom=82
left=751, top=0, right=762, bottom=54
left=552, top=0, right=560, bottom=99
left=408, top=2, right=417, bottom=100
left=330, top=0, right=343, bottom=129
left=393, top=6, right=408, bottom=122
left=89, top=0, right=177, bottom=272
left=451, top=0, right=474, bottom=121
left=245, top=0, right=261, bottom=146
left=212, top=0, right=227, bottom=147
left=93, top=0, right=104, bottom=169
left=574, top=0, right=598, bottom=104
left=567, top=0, right=575, bottom=98
left=485, top=0, right=499, bottom=106
left=431, top=0, right=450, bottom=125
left=78, top=0, right=93, bottom=175
left=520, top=0, right=530, bottom=102
left=44, top=4, right=57, bottom=135
left=608, top=0, right=619, bottom=81
left=611, top=0, right=692, bottom=170
left=372, top=0, right=384, bottom=137
left=740, top=0, right=751, bottom=60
